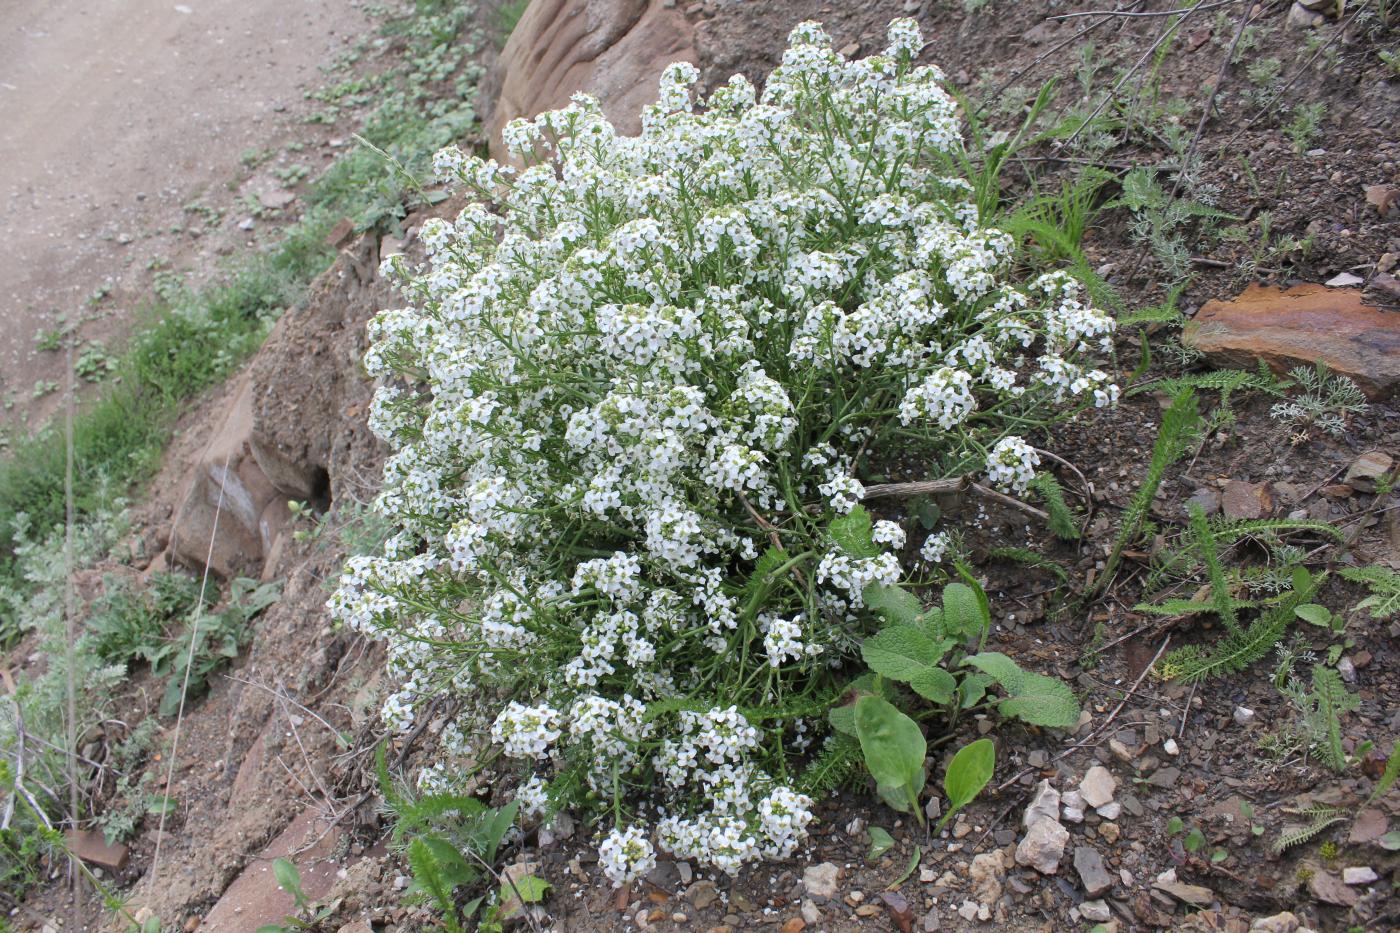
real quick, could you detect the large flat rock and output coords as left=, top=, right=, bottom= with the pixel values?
left=1182, top=283, right=1400, bottom=399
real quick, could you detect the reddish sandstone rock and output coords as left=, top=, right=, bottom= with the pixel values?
left=1182, top=284, right=1400, bottom=399
left=481, top=0, right=697, bottom=165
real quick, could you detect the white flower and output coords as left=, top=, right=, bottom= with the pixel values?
left=920, top=531, right=952, bottom=564
left=599, top=824, right=657, bottom=885
left=985, top=436, right=1040, bottom=494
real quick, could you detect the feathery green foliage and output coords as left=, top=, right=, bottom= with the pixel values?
left=1093, top=388, right=1200, bottom=596
left=1339, top=564, right=1400, bottom=620
left=1027, top=472, right=1081, bottom=540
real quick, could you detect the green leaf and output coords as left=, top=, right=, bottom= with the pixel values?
left=1210, top=848, right=1228, bottom=863
left=475, top=800, right=521, bottom=864
left=254, top=927, right=286, bottom=933
left=854, top=695, right=926, bottom=818
left=914, top=497, right=941, bottom=530
left=422, top=835, right=476, bottom=889
left=964, top=652, right=1081, bottom=728
left=958, top=672, right=994, bottom=710
left=829, top=703, right=856, bottom=736
left=861, top=626, right=955, bottom=704
left=1366, top=739, right=1400, bottom=805
left=147, top=795, right=176, bottom=816
left=868, top=826, right=896, bottom=859
left=889, top=847, right=922, bottom=889
left=272, top=857, right=306, bottom=908
left=940, top=738, right=995, bottom=831
left=942, top=582, right=988, bottom=640
left=504, top=874, right=551, bottom=903
left=830, top=506, right=878, bottom=558
left=1166, top=816, right=1184, bottom=835
left=1380, top=831, right=1400, bottom=851
left=1184, top=827, right=1205, bottom=853
left=863, top=582, right=924, bottom=627
left=1294, top=604, right=1333, bottom=628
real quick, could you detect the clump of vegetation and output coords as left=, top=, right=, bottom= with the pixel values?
left=334, top=18, right=1113, bottom=882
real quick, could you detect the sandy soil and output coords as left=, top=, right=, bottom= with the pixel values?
left=0, top=0, right=372, bottom=429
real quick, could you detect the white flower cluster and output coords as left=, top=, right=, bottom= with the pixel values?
left=331, top=17, right=1115, bottom=878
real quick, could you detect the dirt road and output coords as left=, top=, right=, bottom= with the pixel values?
left=0, top=0, right=370, bottom=429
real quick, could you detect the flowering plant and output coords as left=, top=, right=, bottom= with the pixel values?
left=332, top=17, right=1115, bottom=883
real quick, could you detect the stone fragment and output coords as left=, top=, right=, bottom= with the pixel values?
left=1183, top=283, right=1400, bottom=400
left=1286, top=3, right=1325, bottom=28
left=1016, top=818, right=1069, bottom=874
left=1344, top=451, right=1393, bottom=493
left=1307, top=869, right=1358, bottom=906
left=968, top=850, right=1005, bottom=906
left=779, top=918, right=806, bottom=933
left=1348, top=807, right=1388, bottom=844
left=497, top=861, right=542, bottom=921
left=1147, top=766, right=1181, bottom=789
left=1234, top=706, right=1255, bottom=726
left=1074, top=847, right=1114, bottom=897
left=801, top=900, right=821, bottom=924
left=1326, top=272, right=1365, bottom=288
left=66, top=829, right=129, bottom=872
left=1185, top=487, right=1221, bottom=516
left=957, top=900, right=979, bottom=921
left=1096, top=801, right=1122, bottom=820
left=801, top=863, right=840, bottom=899
left=1342, top=866, right=1378, bottom=885
left=1250, top=913, right=1303, bottom=933
left=1079, top=766, right=1116, bottom=809
left=1221, top=480, right=1273, bottom=519
left=1080, top=899, right=1112, bottom=922
left=1022, top=780, right=1060, bottom=829
left=687, top=880, right=719, bottom=910
left=881, top=891, right=914, bottom=933
left=1152, top=869, right=1215, bottom=907
left=1163, top=738, right=1180, bottom=756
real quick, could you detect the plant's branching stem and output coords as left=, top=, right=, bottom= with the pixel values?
left=1050, top=0, right=1236, bottom=18
left=1065, top=3, right=1206, bottom=146
left=862, top=475, right=1050, bottom=522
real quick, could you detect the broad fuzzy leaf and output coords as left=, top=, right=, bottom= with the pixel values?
left=964, top=651, right=1080, bottom=728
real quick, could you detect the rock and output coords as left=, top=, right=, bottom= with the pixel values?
left=801, top=863, right=840, bottom=899
left=169, top=376, right=293, bottom=578
left=1080, top=899, right=1112, bottom=922
left=1100, top=822, right=1120, bottom=843
left=1079, top=766, right=1116, bottom=809
left=881, top=891, right=914, bottom=933
left=1221, top=480, right=1273, bottom=519
left=1163, top=738, right=1180, bottom=756
left=1147, top=766, right=1181, bottom=789
left=237, top=217, right=255, bottom=231
left=1326, top=272, right=1365, bottom=288
left=1286, top=2, right=1326, bottom=27
left=480, top=0, right=697, bottom=165
left=1349, top=807, right=1387, bottom=844
left=800, top=900, right=821, bottom=924
left=1016, top=818, right=1069, bottom=874
left=1153, top=869, right=1215, bottom=907
left=1023, top=779, right=1060, bottom=829
left=325, top=217, right=357, bottom=250
left=1344, top=451, right=1393, bottom=493
left=779, top=918, right=806, bottom=933
left=925, top=797, right=942, bottom=821
left=687, top=880, right=720, bottom=910
left=1096, top=801, right=1122, bottom=820
left=837, top=41, right=860, bottom=58
left=1061, top=789, right=1085, bottom=823
left=1184, top=485, right=1222, bottom=516
left=957, top=900, right=979, bottom=921
left=1234, top=706, right=1255, bottom=726
left=854, top=904, right=881, bottom=918
left=1374, top=272, right=1400, bottom=300
left=1366, top=184, right=1399, bottom=219
left=1250, top=913, right=1303, bottom=933
left=66, top=829, right=129, bottom=872
left=1307, top=869, right=1358, bottom=906
left=1183, top=283, right=1400, bottom=400
left=968, top=850, right=1005, bottom=905
left=1342, top=866, right=1378, bottom=884
left=1337, top=656, right=1357, bottom=683
left=258, top=189, right=295, bottom=210
left=1074, top=846, right=1114, bottom=897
